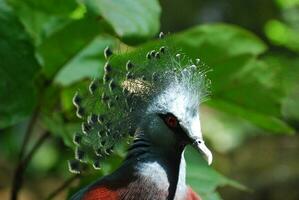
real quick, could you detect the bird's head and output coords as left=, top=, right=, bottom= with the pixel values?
left=137, top=66, right=212, bottom=165
left=69, top=38, right=213, bottom=173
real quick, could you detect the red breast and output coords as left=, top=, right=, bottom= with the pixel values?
left=82, top=186, right=201, bottom=200
left=186, top=187, right=201, bottom=200
left=83, top=186, right=118, bottom=200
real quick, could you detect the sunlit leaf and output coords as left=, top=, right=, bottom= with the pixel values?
left=37, top=17, right=112, bottom=78
left=8, top=0, right=77, bottom=15
left=6, top=0, right=78, bottom=45
left=31, top=141, right=59, bottom=171
left=83, top=0, right=161, bottom=43
left=264, top=20, right=299, bottom=51
left=54, top=35, right=116, bottom=86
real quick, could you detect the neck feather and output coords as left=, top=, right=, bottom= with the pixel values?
left=124, top=134, right=187, bottom=200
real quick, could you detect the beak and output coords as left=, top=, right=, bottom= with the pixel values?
left=192, top=139, right=213, bottom=165
left=180, top=116, right=212, bottom=165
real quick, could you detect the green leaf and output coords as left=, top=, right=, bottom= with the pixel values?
left=60, top=83, right=84, bottom=115
left=172, top=23, right=267, bottom=64
left=84, top=0, right=161, bottom=43
left=37, top=17, right=112, bottom=78
left=41, top=112, right=79, bottom=147
left=6, top=0, right=78, bottom=45
left=0, top=0, right=40, bottom=128
left=282, top=85, right=299, bottom=123
left=8, top=0, right=77, bottom=15
left=31, top=141, right=59, bottom=172
left=207, top=99, right=295, bottom=135
left=54, top=35, right=116, bottom=86
left=201, top=192, right=223, bottom=200
left=262, top=53, right=299, bottom=123
left=206, top=58, right=294, bottom=134
left=264, top=19, right=299, bottom=52
left=185, top=147, right=246, bottom=198
left=168, top=24, right=294, bottom=134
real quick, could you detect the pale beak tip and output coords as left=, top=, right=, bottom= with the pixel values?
left=206, top=151, right=213, bottom=165
left=193, top=139, right=213, bottom=165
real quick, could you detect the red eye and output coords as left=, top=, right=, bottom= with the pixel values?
left=165, top=116, right=178, bottom=128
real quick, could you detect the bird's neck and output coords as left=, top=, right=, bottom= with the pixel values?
left=123, top=137, right=188, bottom=200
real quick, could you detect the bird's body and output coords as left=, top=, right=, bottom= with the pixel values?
left=69, top=36, right=212, bottom=200
left=71, top=137, right=201, bottom=200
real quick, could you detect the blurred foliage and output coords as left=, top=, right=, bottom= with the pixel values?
left=0, top=0, right=40, bottom=128
left=0, top=0, right=298, bottom=200
left=185, top=147, right=247, bottom=200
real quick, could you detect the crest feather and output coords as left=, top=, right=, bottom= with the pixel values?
left=69, top=34, right=210, bottom=173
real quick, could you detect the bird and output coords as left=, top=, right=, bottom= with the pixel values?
left=68, top=33, right=213, bottom=200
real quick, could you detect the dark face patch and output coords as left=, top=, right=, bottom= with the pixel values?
left=164, top=113, right=178, bottom=128
left=158, top=113, right=191, bottom=149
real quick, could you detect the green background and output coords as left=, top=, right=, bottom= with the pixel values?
left=0, top=0, right=298, bottom=199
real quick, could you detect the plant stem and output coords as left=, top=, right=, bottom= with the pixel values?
left=10, top=78, right=52, bottom=200
left=45, top=174, right=80, bottom=200
left=18, top=104, right=41, bottom=161
left=10, top=131, right=51, bottom=200
left=23, top=131, right=51, bottom=168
